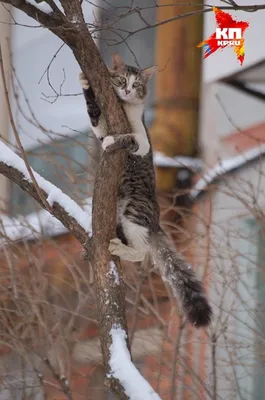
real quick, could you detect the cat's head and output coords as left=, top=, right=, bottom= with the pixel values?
left=108, top=53, right=157, bottom=104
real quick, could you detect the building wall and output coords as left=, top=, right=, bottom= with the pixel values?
left=199, top=81, right=265, bottom=171
left=195, top=157, right=265, bottom=399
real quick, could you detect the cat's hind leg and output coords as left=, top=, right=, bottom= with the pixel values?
left=109, top=238, right=146, bottom=262
left=109, top=219, right=150, bottom=262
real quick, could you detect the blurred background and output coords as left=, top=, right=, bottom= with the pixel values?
left=0, top=0, right=265, bottom=399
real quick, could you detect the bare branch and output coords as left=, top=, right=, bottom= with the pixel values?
left=95, top=2, right=265, bottom=45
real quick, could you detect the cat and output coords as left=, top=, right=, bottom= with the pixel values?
left=79, top=53, right=212, bottom=327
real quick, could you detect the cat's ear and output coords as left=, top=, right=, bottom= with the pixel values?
left=112, top=53, right=125, bottom=70
left=141, top=66, right=157, bottom=81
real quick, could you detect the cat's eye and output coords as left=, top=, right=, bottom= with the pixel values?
left=113, top=76, right=126, bottom=86
left=120, top=77, right=126, bottom=85
left=133, top=81, right=140, bottom=88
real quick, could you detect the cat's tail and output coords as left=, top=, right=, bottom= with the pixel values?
left=151, top=229, right=212, bottom=327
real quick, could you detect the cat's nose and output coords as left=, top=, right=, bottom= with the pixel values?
left=125, top=89, right=131, bottom=95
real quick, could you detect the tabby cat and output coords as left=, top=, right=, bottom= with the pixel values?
left=79, top=54, right=212, bottom=327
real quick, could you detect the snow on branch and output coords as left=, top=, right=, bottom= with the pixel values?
left=0, top=141, right=91, bottom=244
left=109, top=326, right=162, bottom=400
left=25, top=0, right=53, bottom=14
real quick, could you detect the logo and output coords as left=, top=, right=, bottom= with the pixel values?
left=197, top=7, right=249, bottom=65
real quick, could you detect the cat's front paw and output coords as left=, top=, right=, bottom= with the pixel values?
left=102, top=136, right=115, bottom=151
left=79, top=72, right=90, bottom=90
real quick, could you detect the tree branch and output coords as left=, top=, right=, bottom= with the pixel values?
left=103, top=3, right=265, bottom=45
left=0, top=0, right=136, bottom=398
left=0, top=139, right=136, bottom=399
left=0, top=154, right=88, bottom=245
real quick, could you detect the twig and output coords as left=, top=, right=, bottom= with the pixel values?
left=170, top=318, right=186, bottom=400
left=125, top=279, right=167, bottom=326
left=221, top=0, right=238, bottom=7
left=43, top=357, right=73, bottom=400
left=1, top=238, right=18, bottom=299
left=129, top=274, right=145, bottom=345
left=38, top=43, right=65, bottom=85
left=101, top=3, right=265, bottom=46
left=211, top=332, right=217, bottom=400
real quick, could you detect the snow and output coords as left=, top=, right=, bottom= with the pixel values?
left=190, top=143, right=265, bottom=198
left=47, top=187, right=62, bottom=207
left=109, top=326, right=162, bottom=400
left=0, top=141, right=92, bottom=234
left=108, top=261, right=120, bottom=285
left=25, top=0, right=65, bottom=14
left=154, top=151, right=203, bottom=171
left=26, top=0, right=53, bottom=14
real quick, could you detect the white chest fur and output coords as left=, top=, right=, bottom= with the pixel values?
left=123, top=103, right=150, bottom=156
left=124, top=103, right=150, bottom=157
left=124, top=103, right=145, bottom=134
